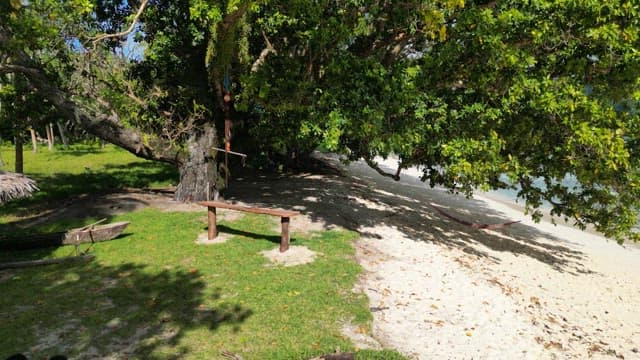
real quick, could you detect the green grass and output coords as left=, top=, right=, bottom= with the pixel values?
left=0, top=144, right=406, bottom=359
left=0, top=144, right=178, bottom=223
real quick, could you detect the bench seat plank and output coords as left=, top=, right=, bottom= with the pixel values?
left=197, top=201, right=300, bottom=252
left=197, top=201, right=300, bottom=218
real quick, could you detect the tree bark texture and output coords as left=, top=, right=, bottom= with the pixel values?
left=47, top=123, right=54, bottom=150
left=175, top=124, right=219, bottom=202
left=29, top=127, right=37, bottom=153
left=56, top=121, right=69, bottom=149
left=14, top=135, right=23, bottom=173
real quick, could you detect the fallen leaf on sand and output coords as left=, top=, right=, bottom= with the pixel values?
left=530, top=296, right=541, bottom=306
left=588, top=344, right=603, bottom=354
left=544, top=341, right=563, bottom=350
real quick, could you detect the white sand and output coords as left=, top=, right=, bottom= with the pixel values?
left=326, top=154, right=640, bottom=359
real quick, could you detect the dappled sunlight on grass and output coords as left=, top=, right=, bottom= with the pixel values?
left=0, top=144, right=177, bottom=231
left=0, top=144, right=406, bottom=359
left=0, top=209, right=399, bottom=359
left=0, top=144, right=177, bottom=205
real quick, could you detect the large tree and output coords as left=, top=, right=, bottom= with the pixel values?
left=1, top=0, right=640, bottom=242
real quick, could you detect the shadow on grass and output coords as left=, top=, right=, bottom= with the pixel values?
left=225, top=155, right=589, bottom=274
left=45, top=147, right=111, bottom=157
left=215, top=224, right=293, bottom=246
left=0, top=161, right=177, bottom=228
left=0, top=233, right=133, bottom=258
left=0, top=261, right=252, bottom=359
left=35, top=161, right=177, bottom=199
left=0, top=161, right=178, bottom=263
left=1, top=161, right=176, bottom=211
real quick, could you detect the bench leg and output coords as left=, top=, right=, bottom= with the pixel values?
left=280, top=217, right=290, bottom=252
left=207, top=207, right=217, bottom=240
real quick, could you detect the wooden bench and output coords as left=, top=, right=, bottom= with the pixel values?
left=197, top=201, right=300, bottom=252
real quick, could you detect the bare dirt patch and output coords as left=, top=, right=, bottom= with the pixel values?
left=260, top=245, right=318, bottom=267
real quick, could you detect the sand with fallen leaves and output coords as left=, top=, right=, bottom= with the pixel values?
left=342, top=156, right=640, bottom=359
left=227, top=153, right=640, bottom=359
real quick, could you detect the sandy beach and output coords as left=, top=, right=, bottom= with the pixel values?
left=226, top=152, right=640, bottom=359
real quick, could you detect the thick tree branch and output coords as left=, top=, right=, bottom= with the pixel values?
left=251, top=31, right=277, bottom=72
left=87, top=0, right=149, bottom=47
left=364, top=157, right=401, bottom=181
left=382, top=33, right=410, bottom=66
left=0, top=29, right=181, bottom=166
left=0, top=63, right=39, bottom=76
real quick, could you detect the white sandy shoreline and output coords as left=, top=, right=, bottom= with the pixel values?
left=226, top=152, right=640, bottom=359
left=329, top=155, right=640, bottom=359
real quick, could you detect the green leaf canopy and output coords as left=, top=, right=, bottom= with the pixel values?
left=2, top=0, right=640, bottom=241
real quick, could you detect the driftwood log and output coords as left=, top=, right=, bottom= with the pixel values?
left=0, top=254, right=95, bottom=270
left=0, top=221, right=129, bottom=251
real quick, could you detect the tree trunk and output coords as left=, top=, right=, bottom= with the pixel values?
left=56, top=121, right=69, bottom=149
left=29, top=127, right=37, bottom=153
left=0, top=133, right=4, bottom=167
left=175, top=124, right=219, bottom=202
left=46, top=123, right=54, bottom=150
left=15, top=135, right=23, bottom=173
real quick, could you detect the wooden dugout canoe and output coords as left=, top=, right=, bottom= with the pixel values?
left=0, top=221, right=130, bottom=251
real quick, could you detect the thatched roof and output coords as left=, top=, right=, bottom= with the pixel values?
left=0, top=170, right=39, bottom=204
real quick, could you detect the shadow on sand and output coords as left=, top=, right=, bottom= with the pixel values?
left=225, top=155, right=586, bottom=274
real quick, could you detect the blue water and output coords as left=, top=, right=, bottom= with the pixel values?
left=486, top=174, right=580, bottom=210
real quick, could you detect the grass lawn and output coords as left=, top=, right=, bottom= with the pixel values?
left=0, top=144, right=178, bottom=226
left=0, top=145, right=405, bottom=359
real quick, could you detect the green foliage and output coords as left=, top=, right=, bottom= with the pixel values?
left=3, top=0, right=640, bottom=241
left=0, top=75, right=58, bottom=139
left=409, top=0, right=640, bottom=241
left=239, top=0, right=640, bottom=241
